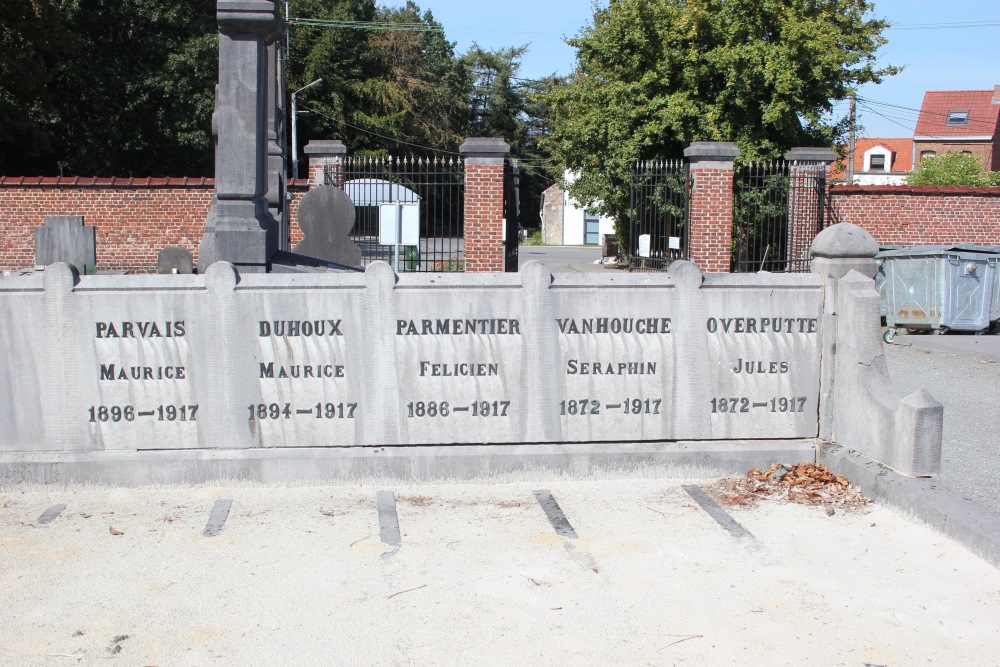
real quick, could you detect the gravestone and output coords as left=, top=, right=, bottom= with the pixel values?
left=292, top=186, right=362, bottom=267
left=34, top=215, right=96, bottom=273
left=157, top=247, right=194, bottom=274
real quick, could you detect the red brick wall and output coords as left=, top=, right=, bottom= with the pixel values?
left=0, top=178, right=308, bottom=272
left=687, top=167, right=734, bottom=272
left=463, top=163, right=505, bottom=272
left=827, top=185, right=1000, bottom=246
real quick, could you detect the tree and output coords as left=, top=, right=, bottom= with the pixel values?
left=0, top=0, right=73, bottom=174
left=288, top=0, right=470, bottom=157
left=1, top=0, right=217, bottom=176
left=907, top=151, right=1000, bottom=187
left=543, top=0, right=899, bottom=227
left=461, top=45, right=560, bottom=227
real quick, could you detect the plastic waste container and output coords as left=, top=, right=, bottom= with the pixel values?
left=877, top=245, right=1000, bottom=342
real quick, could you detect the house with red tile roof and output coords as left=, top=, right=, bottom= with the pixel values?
left=832, top=137, right=912, bottom=185
left=912, top=86, right=1000, bottom=170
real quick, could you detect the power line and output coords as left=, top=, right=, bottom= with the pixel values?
left=289, top=18, right=442, bottom=33
left=888, top=20, right=1000, bottom=31
left=300, top=106, right=460, bottom=155
left=858, top=96, right=1000, bottom=132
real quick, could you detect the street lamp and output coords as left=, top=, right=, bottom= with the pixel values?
left=291, top=78, right=322, bottom=179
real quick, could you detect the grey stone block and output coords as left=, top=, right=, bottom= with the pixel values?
left=0, top=440, right=818, bottom=486
left=784, top=147, right=838, bottom=164
left=34, top=216, right=96, bottom=272
left=157, top=247, right=194, bottom=274
left=831, top=272, right=943, bottom=476
left=304, top=140, right=348, bottom=157
left=683, top=141, right=740, bottom=167
left=0, top=261, right=824, bottom=452
left=292, top=186, right=362, bottom=267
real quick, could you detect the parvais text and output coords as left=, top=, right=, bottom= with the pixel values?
left=96, top=321, right=184, bottom=338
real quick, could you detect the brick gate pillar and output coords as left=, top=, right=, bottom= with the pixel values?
left=304, top=140, right=348, bottom=188
left=460, top=137, right=510, bottom=273
left=785, top=147, right=837, bottom=272
left=684, top=142, right=740, bottom=272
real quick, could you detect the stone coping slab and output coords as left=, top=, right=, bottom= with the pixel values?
left=0, top=440, right=817, bottom=486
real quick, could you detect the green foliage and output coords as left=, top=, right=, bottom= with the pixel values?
left=544, top=0, right=899, bottom=226
left=907, top=151, right=1000, bottom=187
left=520, top=228, right=543, bottom=246
left=289, top=0, right=473, bottom=156
left=0, top=0, right=558, bottom=208
left=0, top=0, right=73, bottom=173
left=1, top=0, right=217, bottom=176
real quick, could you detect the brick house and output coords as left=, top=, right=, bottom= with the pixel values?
left=912, top=86, right=1000, bottom=170
left=832, top=137, right=912, bottom=185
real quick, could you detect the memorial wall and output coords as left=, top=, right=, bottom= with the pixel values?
left=0, top=260, right=823, bottom=452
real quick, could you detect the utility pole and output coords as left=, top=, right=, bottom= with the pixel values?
left=846, top=95, right=856, bottom=185
left=291, top=78, right=322, bottom=179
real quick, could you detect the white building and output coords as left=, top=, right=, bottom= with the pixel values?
left=539, top=173, right=616, bottom=247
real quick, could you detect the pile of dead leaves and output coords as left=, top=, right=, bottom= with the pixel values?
left=708, top=462, right=873, bottom=512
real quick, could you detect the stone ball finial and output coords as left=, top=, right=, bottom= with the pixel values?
left=810, top=222, right=879, bottom=259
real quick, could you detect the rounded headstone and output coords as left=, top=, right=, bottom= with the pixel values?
left=810, top=222, right=879, bottom=259
left=293, top=186, right=362, bottom=268
left=157, top=246, right=194, bottom=274
left=205, top=260, right=239, bottom=291
left=667, top=259, right=704, bottom=287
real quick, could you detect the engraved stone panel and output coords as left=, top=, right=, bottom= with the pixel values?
left=237, top=274, right=366, bottom=447
left=391, top=275, right=524, bottom=444
left=0, top=261, right=825, bottom=453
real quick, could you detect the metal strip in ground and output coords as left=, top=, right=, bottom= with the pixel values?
left=533, top=490, right=578, bottom=539
left=682, top=485, right=755, bottom=540
left=37, top=504, right=66, bottom=525
left=376, top=490, right=401, bottom=547
left=202, top=499, right=233, bottom=537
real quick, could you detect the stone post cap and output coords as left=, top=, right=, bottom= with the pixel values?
left=217, top=0, right=282, bottom=38
left=304, top=140, right=348, bottom=157
left=810, top=222, right=879, bottom=259
left=784, top=147, right=838, bottom=164
left=459, top=137, right=511, bottom=158
left=683, top=141, right=740, bottom=165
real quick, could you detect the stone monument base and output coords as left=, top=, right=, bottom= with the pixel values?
left=0, top=440, right=816, bottom=486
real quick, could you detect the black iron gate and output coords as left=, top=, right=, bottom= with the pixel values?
left=330, top=155, right=465, bottom=272
left=627, top=159, right=689, bottom=272
left=503, top=161, right=520, bottom=272
left=733, top=160, right=826, bottom=273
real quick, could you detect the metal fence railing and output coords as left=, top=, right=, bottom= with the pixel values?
left=732, top=160, right=825, bottom=273
left=627, top=159, right=689, bottom=272
left=328, top=155, right=465, bottom=272
left=733, top=161, right=790, bottom=272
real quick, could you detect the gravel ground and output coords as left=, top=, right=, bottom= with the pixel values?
left=883, top=340, right=1000, bottom=513
left=3, top=480, right=1000, bottom=665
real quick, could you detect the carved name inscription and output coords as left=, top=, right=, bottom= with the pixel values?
left=90, top=316, right=197, bottom=449
left=5, top=263, right=823, bottom=451
left=251, top=303, right=361, bottom=447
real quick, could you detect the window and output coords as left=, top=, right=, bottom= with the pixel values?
left=946, top=110, right=969, bottom=125
left=920, top=150, right=936, bottom=160
left=869, top=154, right=886, bottom=171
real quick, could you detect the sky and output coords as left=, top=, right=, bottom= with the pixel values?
left=412, top=0, right=1000, bottom=140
